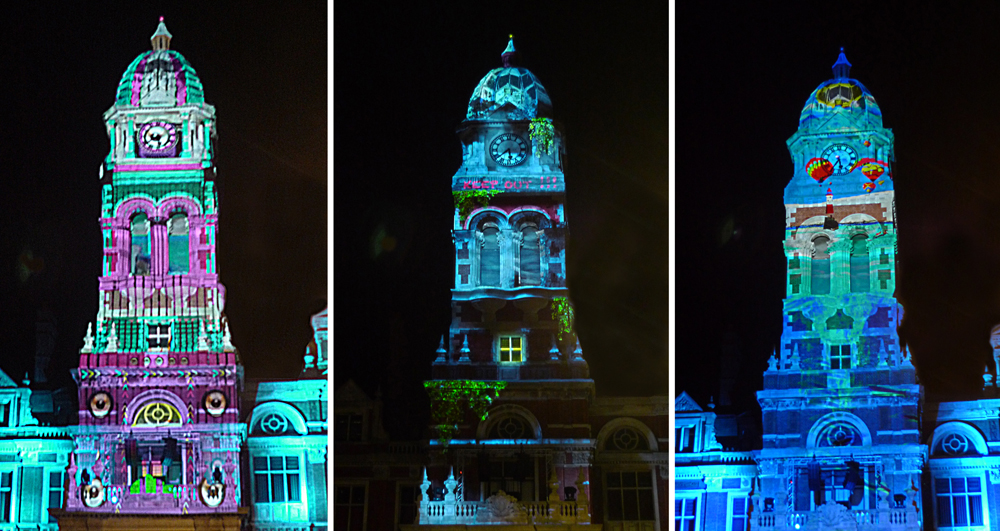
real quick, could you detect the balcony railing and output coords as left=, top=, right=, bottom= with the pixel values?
left=416, top=467, right=592, bottom=526
left=751, top=502, right=918, bottom=530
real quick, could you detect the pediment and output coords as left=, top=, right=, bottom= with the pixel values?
left=675, top=391, right=703, bottom=412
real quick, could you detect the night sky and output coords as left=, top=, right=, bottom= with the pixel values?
left=335, top=4, right=669, bottom=437
left=678, top=3, right=1000, bottom=416
left=0, top=5, right=327, bottom=395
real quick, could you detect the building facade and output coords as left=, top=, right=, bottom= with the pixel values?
left=248, top=308, right=329, bottom=531
left=55, top=19, right=247, bottom=530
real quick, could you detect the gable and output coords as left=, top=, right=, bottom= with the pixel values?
left=0, top=368, right=17, bottom=388
left=675, top=391, right=703, bottom=412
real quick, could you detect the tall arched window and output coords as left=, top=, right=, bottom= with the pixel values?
left=481, top=226, right=501, bottom=287
left=519, top=225, right=540, bottom=286
left=850, top=235, right=869, bottom=292
left=811, top=236, right=831, bottom=295
left=168, top=213, right=189, bottom=274
left=131, top=213, right=151, bottom=276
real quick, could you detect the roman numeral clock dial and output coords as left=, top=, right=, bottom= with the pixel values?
left=821, top=143, right=858, bottom=175
left=490, top=133, right=528, bottom=167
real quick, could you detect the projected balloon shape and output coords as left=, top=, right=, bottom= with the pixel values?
left=806, top=158, right=834, bottom=183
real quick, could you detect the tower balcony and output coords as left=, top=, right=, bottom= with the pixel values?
left=751, top=503, right=918, bottom=531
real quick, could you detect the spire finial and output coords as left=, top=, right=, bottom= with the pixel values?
left=502, top=35, right=517, bottom=67
left=832, top=47, right=851, bottom=79
left=151, top=16, right=173, bottom=51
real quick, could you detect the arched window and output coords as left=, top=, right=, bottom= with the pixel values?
left=131, top=213, right=151, bottom=276
left=481, top=226, right=501, bottom=287
left=519, top=225, right=541, bottom=286
left=487, top=415, right=533, bottom=439
left=816, top=422, right=863, bottom=447
left=608, top=427, right=650, bottom=451
left=811, top=236, right=831, bottom=295
left=850, top=235, right=869, bottom=292
left=168, top=213, right=189, bottom=274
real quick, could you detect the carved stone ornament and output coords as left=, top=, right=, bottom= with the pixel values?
left=806, top=503, right=858, bottom=531
left=990, top=468, right=1000, bottom=485
left=486, top=490, right=519, bottom=520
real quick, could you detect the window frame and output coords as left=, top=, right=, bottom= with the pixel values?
left=334, top=482, right=368, bottom=531
left=395, top=483, right=420, bottom=530
left=829, top=344, right=852, bottom=370
left=252, top=454, right=304, bottom=505
left=148, top=324, right=172, bottom=351
left=604, top=469, right=657, bottom=527
left=497, top=334, right=525, bottom=364
left=673, top=494, right=699, bottom=531
left=933, top=474, right=988, bottom=530
left=727, top=493, right=749, bottom=531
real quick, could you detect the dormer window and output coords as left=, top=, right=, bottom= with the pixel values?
left=148, top=324, right=171, bottom=350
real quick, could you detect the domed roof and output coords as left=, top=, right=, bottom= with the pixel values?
left=466, top=37, right=552, bottom=121
left=798, top=50, right=882, bottom=131
left=114, top=18, right=205, bottom=107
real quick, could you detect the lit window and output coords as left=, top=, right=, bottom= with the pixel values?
left=148, top=324, right=171, bottom=350
left=606, top=471, right=655, bottom=525
left=499, top=336, right=523, bottom=363
left=131, top=213, right=151, bottom=276
left=334, top=484, right=366, bottom=531
left=936, top=477, right=984, bottom=528
left=830, top=345, right=852, bottom=370
left=253, top=456, right=302, bottom=504
left=168, top=213, right=189, bottom=274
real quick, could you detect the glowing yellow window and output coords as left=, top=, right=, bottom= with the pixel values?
left=499, top=336, right=523, bottom=363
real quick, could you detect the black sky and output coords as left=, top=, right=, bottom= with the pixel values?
left=0, top=4, right=327, bottom=393
left=678, top=2, right=1000, bottom=414
left=334, top=3, right=669, bottom=437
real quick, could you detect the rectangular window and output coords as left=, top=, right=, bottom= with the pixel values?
left=0, top=403, right=8, bottom=427
left=607, top=471, right=655, bottom=524
left=397, top=484, right=419, bottom=529
left=335, top=484, right=367, bottom=531
left=18, top=466, right=42, bottom=523
left=676, top=426, right=695, bottom=452
left=253, top=456, right=301, bottom=504
left=830, top=345, right=852, bottom=370
left=486, top=458, right=535, bottom=501
left=499, top=336, right=523, bottom=363
left=675, top=496, right=697, bottom=531
left=335, top=414, right=364, bottom=442
left=936, top=477, right=984, bottom=528
left=148, top=324, right=171, bottom=350
left=47, top=471, right=64, bottom=523
left=0, top=471, right=11, bottom=523
left=730, top=496, right=747, bottom=531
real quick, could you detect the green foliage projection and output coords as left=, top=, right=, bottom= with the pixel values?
left=453, top=190, right=501, bottom=221
left=529, top=118, right=554, bottom=157
left=551, top=297, right=575, bottom=341
left=424, top=380, right=506, bottom=446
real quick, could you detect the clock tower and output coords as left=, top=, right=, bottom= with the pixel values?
left=57, top=19, right=246, bottom=530
left=751, top=50, right=924, bottom=528
left=421, top=37, right=594, bottom=518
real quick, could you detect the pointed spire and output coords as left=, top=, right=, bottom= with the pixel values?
left=572, top=338, right=584, bottom=362
left=549, top=334, right=561, bottom=362
left=435, top=335, right=448, bottom=363
left=458, top=335, right=471, bottom=363
left=832, top=47, right=851, bottom=79
left=501, top=34, right=517, bottom=67
left=105, top=323, right=119, bottom=353
left=222, top=320, right=235, bottom=352
left=151, top=16, right=173, bottom=51
left=197, top=320, right=209, bottom=351
left=82, top=323, right=94, bottom=353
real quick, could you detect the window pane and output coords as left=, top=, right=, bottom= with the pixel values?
left=270, top=456, right=284, bottom=471
left=951, top=478, right=966, bottom=493
left=255, top=473, right=269, bottom=503
left=336, top=486, right=351, bottom=504
left=286, top=456, right=299, bottom=470
left=287, top=473, right=301, bottom=502
left=253, top=457, right=268, bottom=470
left=953, top=497, right=968, bottom=525
left=937, top=496, right=952, bottom=527
left=271, top=473, right=285, bottom=502
left=638, top=487, right=654, bottom=520
left=607, top=488, right=623, bottom=519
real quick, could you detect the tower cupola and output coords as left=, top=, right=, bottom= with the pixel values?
left=151, top=16, right=172, bottom=51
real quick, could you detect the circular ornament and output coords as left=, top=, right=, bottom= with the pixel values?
left=260, top=413, right=289, bottom=434
left=489, top=133, right=529, bottom=167
left=89, top=392, right=113, bottom=419
left=199, top=478, right=226, bottom=507
left=139, top=122, right=178, bottom=151
left=204, top=391, right=227, bottom=417
left=82, top=478, right=105, bottom=507
left=941, top=433, right=970, bottom=455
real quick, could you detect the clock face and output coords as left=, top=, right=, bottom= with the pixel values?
left=489, top=133, right=529, bottom=167
left=139, top=121, right=178, bottom=151
left=821, top=143, right=859, bottom=175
